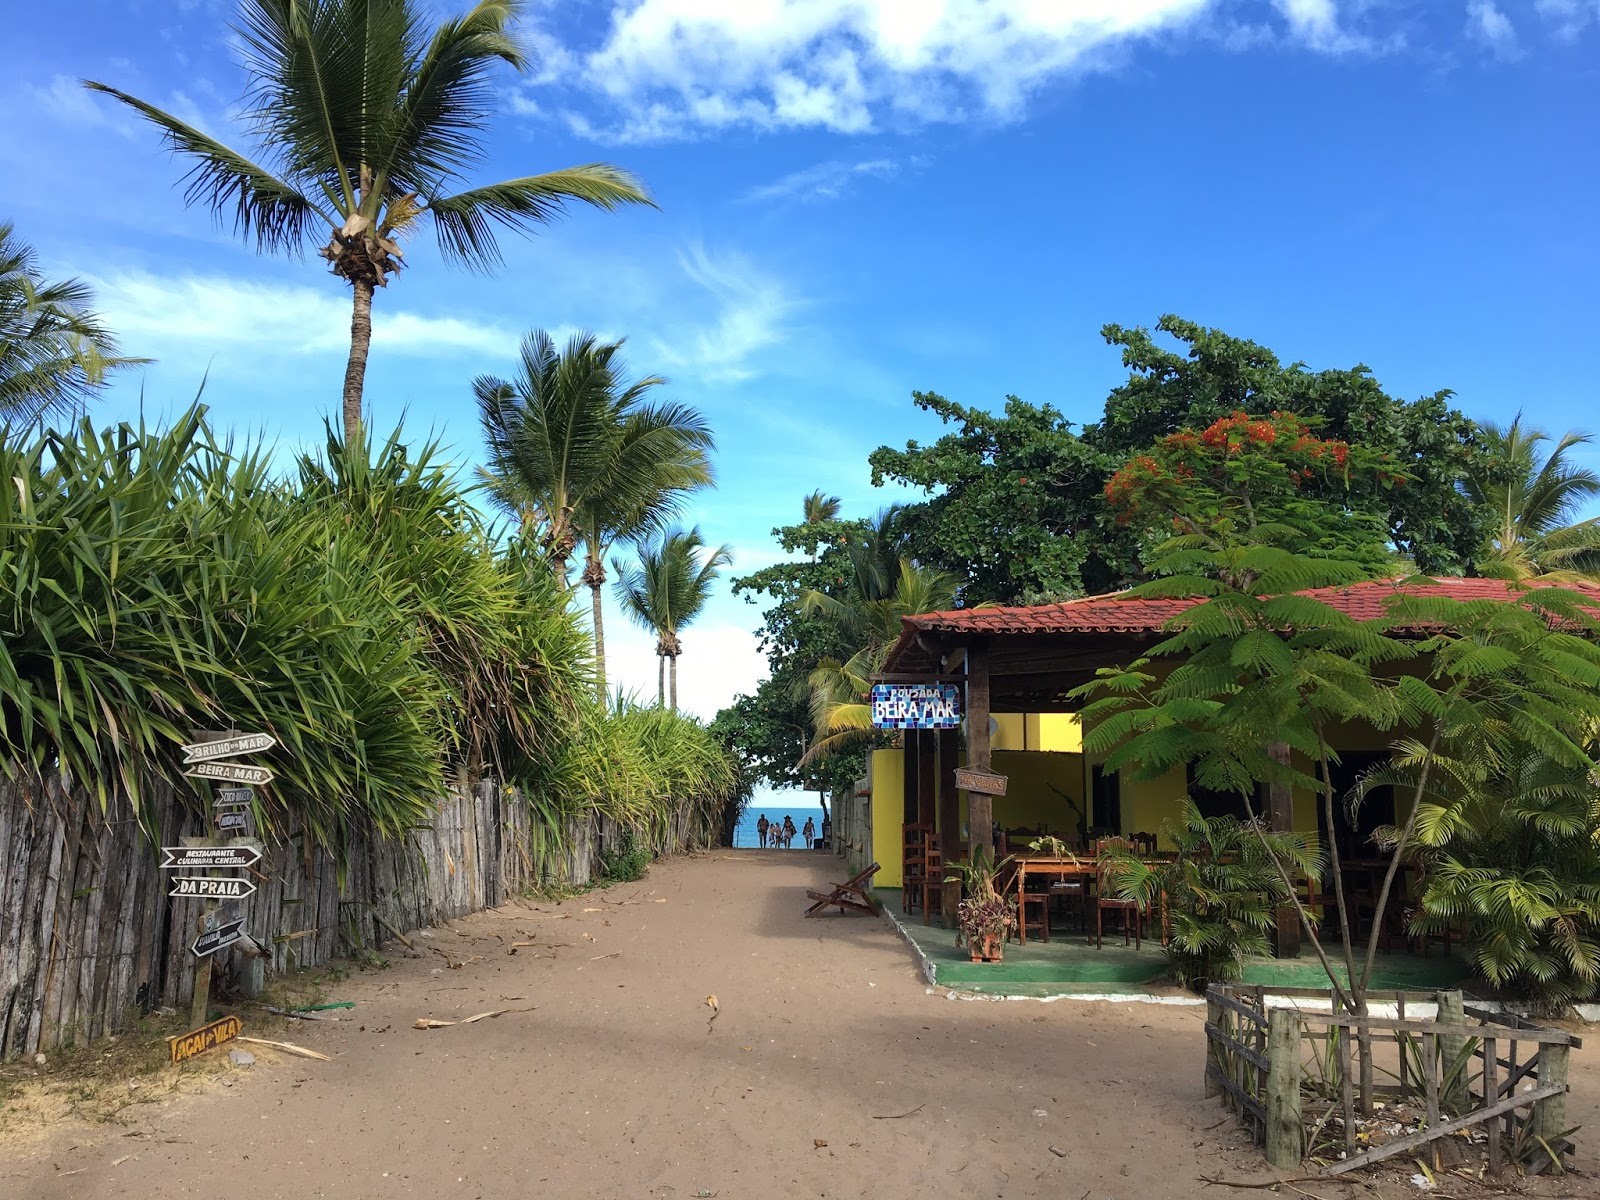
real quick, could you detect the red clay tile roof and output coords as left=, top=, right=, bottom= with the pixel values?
left=883, top=576, right=1600, bottom=672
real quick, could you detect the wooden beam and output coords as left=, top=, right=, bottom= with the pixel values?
left=937, top=727, right=960, bottom=927
left=965, top=640, right=993, bottom=863
left=916, top=724, right=937, bottom=824
left=902, top=731, right=918, bottom=825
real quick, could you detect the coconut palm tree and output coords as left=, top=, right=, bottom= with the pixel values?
left=476, top=329, right=712, bottom=693
left=85, top=0, right=651, bottom=442
left=1463, top=416, right=1600, bottom=579
left=803, top=490, right=841, bottom=525
left=613, top=528, right=731, bottom=710
left=0, top=222, right=148, bottom=424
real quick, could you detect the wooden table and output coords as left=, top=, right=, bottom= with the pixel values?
left=1007, top=856, right=1095, bottom=946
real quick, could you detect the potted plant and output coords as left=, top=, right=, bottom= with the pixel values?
left=1027, top=834, right=1078, bottom=861
left=946, top=846, right=1017, bottom=962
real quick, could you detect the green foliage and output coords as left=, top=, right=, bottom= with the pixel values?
left=1104, top=802, right=1320, bottom=991
left=613, top=526, right=731, bottom=708
left=1376, top=726, right=1600, bottom=1013
left=0, top=221, right=148, bottom=424
left=945, top=845, right=1017, bottom=938
left=600, top=832, right=651, bottom=883
left=0, top=407, right=742, bottom=861
left=1461, top=417, right=1600, bottom=580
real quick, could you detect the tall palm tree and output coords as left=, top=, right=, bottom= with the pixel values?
left=613, top=528, right=731, bottom=710
left=476, top=330, right=712, bottom=693
left=86, top=0, right=651, bottom=442
left=0, top=222, right=148, bottom=424
left=1463, top=416, right=1600, bottom=579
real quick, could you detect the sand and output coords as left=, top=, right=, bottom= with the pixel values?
left=1, top=850, right=1594, bottom=1199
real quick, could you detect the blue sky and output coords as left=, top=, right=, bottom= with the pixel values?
left=2, top=0, right=1598, bottom=735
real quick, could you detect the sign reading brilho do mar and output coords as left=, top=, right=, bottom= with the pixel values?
left=870, top=682, right=962, bottom=730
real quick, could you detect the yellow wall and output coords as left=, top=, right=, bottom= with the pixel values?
left=869, top=748, right=905, bottom=888
left=992, top=713, right=1082, bottom=753
left=990, top=749, right=1087, bottom=835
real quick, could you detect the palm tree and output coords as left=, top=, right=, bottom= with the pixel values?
left=613, top=528, right=731, bottom=710
left=1464, top=416, right=1600, bottom=578
left=86, top=0, right=651, bottom=442
left=476, top=330, right=712, bottom=693
left=803, top=490, right=841, bottom=525
left=0, top=222, right=148, bottom=424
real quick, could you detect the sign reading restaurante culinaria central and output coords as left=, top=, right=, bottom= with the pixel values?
left=869, top=682, right=962, bottom=730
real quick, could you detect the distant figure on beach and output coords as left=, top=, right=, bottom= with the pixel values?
left=802, top=817, right=816, bottom=848
left=756, top=814, right=770, bottom=848
left=783, top=815, right=797, bottom=848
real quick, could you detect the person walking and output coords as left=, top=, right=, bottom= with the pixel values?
left=783, top=815, right=797, bottom=849
left=802, top=816, right=816, bottom=848
left=756, top=814, right=770, bottom=848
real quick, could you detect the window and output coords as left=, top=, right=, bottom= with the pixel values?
left=1185, top=762, right=1264, bottom=822
left=1091, top=764, right=1121, bottom=832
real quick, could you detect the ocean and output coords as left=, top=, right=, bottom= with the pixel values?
left=733, top=804, right=827, bottom=848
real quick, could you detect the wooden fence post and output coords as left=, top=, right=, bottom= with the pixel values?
left=1435, top=990, right=1467, bottom=1113
left=1204, top=989, right=1223, bottom=1098
left=1265, top=1007, right=1303, bottom=1170
left=1529, top=1042, right=1571, bottom=1153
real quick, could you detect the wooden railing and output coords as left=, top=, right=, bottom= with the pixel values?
left=1204, top=985, right=1581, bottom=1176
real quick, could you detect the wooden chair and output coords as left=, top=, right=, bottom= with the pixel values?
left=901, top=824, right=933, bottom=914
left=917, top=839, right=944, bottom=926
left=1093, top=846, right=1142, bottom=950
left=1130, top=831, right=1158, bottom=857
left=1017, top=879, right=1051, bottom=943
left=805, top=862, right=882, bottom=917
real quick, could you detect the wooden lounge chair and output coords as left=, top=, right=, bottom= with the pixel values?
left=805, top=862, right=882, bottom=918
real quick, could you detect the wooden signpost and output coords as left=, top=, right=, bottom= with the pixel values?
left=165, top=729, right=277, bottom=1043
left=954, top=766, right=1008, bottom=797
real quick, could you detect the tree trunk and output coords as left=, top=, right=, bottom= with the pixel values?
left=669, top=654, right=678, bottom=712
left=341, top=276, right=374, bottom=445
left=656, top=653, right=665, bottom=707
left=584, top=554, right=607, bottom=700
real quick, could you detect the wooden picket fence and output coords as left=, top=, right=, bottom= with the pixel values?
left=1205, top=984, right=1580, bottom=1176
left=0, top=771, right=718, bottom=1061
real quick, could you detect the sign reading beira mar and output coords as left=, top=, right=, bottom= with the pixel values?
left=869, top=682, right=962, bottom=730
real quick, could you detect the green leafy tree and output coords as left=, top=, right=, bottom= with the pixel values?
left=802, top=489, right=842, bottom=527
left=613, top=526, right=731, bottom=710
left=1088, top=316, right=1485, bottom=573
left=87, top=0, right=651, bottom=441
left=1462, top=416, right=1600, bottom=579
left=475, top=328, right=713, bottom=693
left=869, top=393, right=1122, bottom=602
left=0, top=222, right=148, bottom=423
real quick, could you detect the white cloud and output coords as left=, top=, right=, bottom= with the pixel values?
left=527, top=0, right=1447, bottom=141
left=32, top=75, right=136, bottom=135
left=1467, top=1, right=1519, bottom=55
left=651, top=243, right=799, bottom=383
left=89, top=271, right=518, bottom=359
left=1535, top=0, right=1600, bottom=38
left=742, top=157, right=908, bottom=203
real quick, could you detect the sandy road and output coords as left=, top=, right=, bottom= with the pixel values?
left=2, top=851, right=1594, bottom=1199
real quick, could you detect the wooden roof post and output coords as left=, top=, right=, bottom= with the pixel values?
left=1268, top=741, right=1301, bottom=958
left=966, top=638, right=993, bottom=863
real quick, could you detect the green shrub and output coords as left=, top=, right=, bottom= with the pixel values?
left=601, top=834, right=651, bottom=883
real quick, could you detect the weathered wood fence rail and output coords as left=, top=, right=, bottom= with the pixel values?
left=1, top=773, right=715, bottom=1061
left=1204, top=985, right=1580, bottom=1176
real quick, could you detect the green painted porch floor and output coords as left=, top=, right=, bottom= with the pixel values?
left=876, top=888, right=1469, bottom=997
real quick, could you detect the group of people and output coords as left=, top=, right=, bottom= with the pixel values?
left=755, top=813, right=815, bottom=849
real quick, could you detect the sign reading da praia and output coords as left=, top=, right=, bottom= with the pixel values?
left=870, top=682, right=962, bottom=730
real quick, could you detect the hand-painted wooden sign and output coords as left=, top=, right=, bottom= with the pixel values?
left=214, top=786, right=254, bottom=810
left=182, top=732, right=277, bottom=763
left=185, top=761, right=273, bottom=786
left=169, top=875, right=258, bottom=901
left=954, top=766, right=1009, bottom=796
left=161, top=844, right=262, bottom=870
left=216, top=810, right=250, bottom=833
left=168, top=1015, right=243, bottom=1064
left=192, top=918, right=247, bottom=958
left=869, top=682, right=962, bottom=730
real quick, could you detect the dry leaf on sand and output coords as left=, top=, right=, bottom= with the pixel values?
left=413, top=1007, right=534, bottom=1029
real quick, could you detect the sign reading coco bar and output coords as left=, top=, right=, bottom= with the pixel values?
left=869, top=682, right=962, bottom=730
left=168, top=1015, right=243, bottom=1064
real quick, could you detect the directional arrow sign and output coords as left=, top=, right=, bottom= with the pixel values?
left=216, top=810, right=250, bottom=833
left=185, top=761, right=273, bottom=786
left=182, top=732, right=277, bottom=763
left=169, top=875, right=258, bottom=901
left=191, top=918, right=247, bottom=958
left=161, top=844, right=262, bottom=870
left=214, top=787, right=253, bottom=808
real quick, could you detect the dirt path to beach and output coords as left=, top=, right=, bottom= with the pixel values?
left=3, top=851, right=1596, bottom=1199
